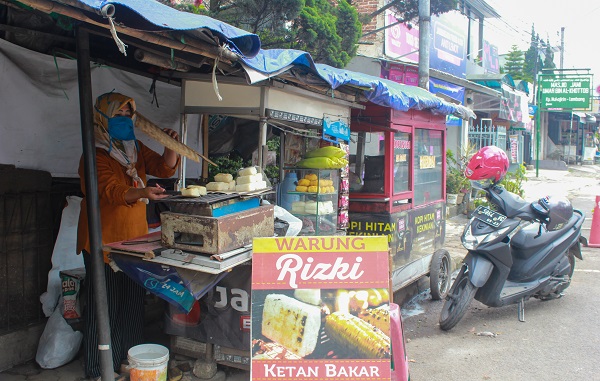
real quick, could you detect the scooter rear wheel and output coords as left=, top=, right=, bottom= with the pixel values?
left=439, top=267, right=477, bottom=331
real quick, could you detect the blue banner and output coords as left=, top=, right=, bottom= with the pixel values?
left=430, top=14, right=467, bottom=78
left=429, top=77, right=465, bottom=104
left=322, top=117, right=350, bottom=142
left=112, top=254, right=196, bottom=313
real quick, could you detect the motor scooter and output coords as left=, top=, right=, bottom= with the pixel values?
left=439, top=183, right=586, bottom=331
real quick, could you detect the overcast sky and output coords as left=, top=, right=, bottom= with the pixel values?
left=484, top=0, right=600, bottom=88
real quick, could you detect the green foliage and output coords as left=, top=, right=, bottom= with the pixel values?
left=523, top=26, right=543, bottom=83
left=194, top=0, right=361, bottom=68
left=387, top=0, right=457, bottom=26
left=504, top=45, right=525, bottom=80
left=207, top=152, right=247, bottom=182
left=472, top=164, right=528, bottom=209
left=446, top=144, right=478, bottom=194
left=446, top=149, right=470, bottom=194
left=500, top=163, right=527, bottom=198
left=265, top=135, right=281, bottom=183
left=207, top=0, right=304, bottom=42
left=289, top=0, right=361, bottom=67
left=543, top=44, right=556, bottom=69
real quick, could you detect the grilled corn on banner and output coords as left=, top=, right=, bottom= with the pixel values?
left=251, top=236, right=391, bottom=381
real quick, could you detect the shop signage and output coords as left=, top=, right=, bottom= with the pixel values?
left=347, top=202, right=445, bottom=270
left=483, top=40, right=500, bottom=74
left=251, top=236, right=391, bottom=381
left=267, top=109, right=322, bottom=126
left=163, top=265, right=252, bottom=351
left=430, top=13, right=467, bottom=78
left=429, top=77, right=465, bottom=103
left=384, top=10, right=419, bottom=63
left=419, top=155, right=436, bottom=169
left=322, top=117, right=350, bottom=142
left=538, top=74, right=592, bottom=110
left=383, top=12, right=466, bottom=78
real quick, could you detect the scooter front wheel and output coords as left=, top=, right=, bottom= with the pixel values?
left=439, top=267, right=477, bottom=331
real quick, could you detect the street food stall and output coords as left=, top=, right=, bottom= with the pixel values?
left=349, top=103, right=454, bottom=298
left=0, top=0, right=474, bottom=379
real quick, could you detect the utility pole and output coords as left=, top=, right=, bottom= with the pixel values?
left=560, top=27, right=565, bottom=69
left=418, top=0, right=430, bottom=89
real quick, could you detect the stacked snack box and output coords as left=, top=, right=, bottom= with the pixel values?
left=337, top=142, right=350, bottom=231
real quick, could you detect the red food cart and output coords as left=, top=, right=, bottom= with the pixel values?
left=348, top=105, right=453, bottom=299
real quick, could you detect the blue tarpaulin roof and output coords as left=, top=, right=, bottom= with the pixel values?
left=242, top=49, right=475, bottom=119
left=70, top=0, right=474, bottom=119
left=76, top=0, right=261, bottom=57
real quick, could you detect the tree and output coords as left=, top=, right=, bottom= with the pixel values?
left=523, top=25, right=543, bottom=83
left=370, top=0, right=457, bottom=28
left=198, top=0, right=361, bottom=68
left=286, top=0, right=361, bottom=67
left=543, top=44, right=556, bottom=70
left=504, top=45, right=525, bottom=80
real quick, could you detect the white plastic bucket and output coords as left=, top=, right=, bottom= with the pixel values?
left=128, top=344, right=169, bottom=381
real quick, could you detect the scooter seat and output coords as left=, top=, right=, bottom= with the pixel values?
left=510, top=216, right=577, bottom=260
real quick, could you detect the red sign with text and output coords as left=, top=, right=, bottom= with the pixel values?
left=251, top=236, right=391, bottom=381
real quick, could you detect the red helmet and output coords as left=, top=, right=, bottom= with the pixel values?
left=464, top=146, right=509, bottom=183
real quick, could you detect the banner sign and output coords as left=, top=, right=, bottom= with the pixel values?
left=251, top=236, right=391, bottom=381
left=538, top=74, right=592, bottom=110
left=384, top=11, right=419, bottom=63
left=163, top=265, right=252, bottom=351
left=483, top=40, right=500, bottom=74
left=384, top=12, right=467, bottom=78
left=430, top=14, right=467, bottom=78
left=322, top=117, right=350, bottom=142
left=348, top=202, right=445, bottom=270
left=429, top=77, right=465, bottom=104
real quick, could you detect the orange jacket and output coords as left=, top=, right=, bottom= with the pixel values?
left=77, top=142, right=178, bottom=262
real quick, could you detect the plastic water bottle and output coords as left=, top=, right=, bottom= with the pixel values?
left=279, top=172, right=300, bottom=211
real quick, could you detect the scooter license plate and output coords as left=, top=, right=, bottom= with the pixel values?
left=473, top=206, right=507, bottom=227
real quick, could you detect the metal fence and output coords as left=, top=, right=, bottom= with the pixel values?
left=468, top=119, right=507, bottom=153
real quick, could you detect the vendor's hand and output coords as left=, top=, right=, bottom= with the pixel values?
left=163, top=128, right=179, bottom=142
left=143, top=185, right=169, bottom=200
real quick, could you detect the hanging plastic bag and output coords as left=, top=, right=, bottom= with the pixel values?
left=40, top=196, right=84, bottom=316
left=35, top=304, right=83, bottom=369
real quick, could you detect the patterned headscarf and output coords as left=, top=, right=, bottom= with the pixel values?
left=94, top=92, right=147, bottom=202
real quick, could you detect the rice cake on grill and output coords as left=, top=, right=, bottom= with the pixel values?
left=261, top=294, right=321, bottom=358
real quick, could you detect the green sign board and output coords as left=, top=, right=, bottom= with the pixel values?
left=538, top=74, right=592, bottom=110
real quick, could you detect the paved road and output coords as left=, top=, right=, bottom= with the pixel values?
left=403, top=167, right=600, bottom=381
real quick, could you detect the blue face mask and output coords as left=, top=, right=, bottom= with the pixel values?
left=108, top=116, right=136, bottom=141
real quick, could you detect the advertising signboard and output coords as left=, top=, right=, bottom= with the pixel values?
left=384, top=11, right=419, bottom=63
left=483, top=40, right=500, bottom=74
left=430, top=14, right=467, bottom=78
left=384, top=12, right=467, bottom=78
left=538, top=74, right=592, bottom=110
left=251, top=236, right=391, bottom=381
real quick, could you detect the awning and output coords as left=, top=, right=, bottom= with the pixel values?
left=241, top=50, right=477, bottom=120
left=573, top=112, right=597, bottom=123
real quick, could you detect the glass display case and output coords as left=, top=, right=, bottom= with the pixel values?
left=282, top=168, right=339, bottom=235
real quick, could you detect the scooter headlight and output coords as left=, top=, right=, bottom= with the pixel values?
left=462, top=223, right=512, bottom=250
left=462, top=224, right=479, bottom=250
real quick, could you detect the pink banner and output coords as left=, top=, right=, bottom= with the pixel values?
left=251, top=236, right=391, bottom=381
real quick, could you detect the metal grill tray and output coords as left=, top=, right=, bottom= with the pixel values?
left=160, top=189, right=274, bottom=216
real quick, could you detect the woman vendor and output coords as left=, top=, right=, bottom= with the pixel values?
left=77, top=92, right=180, bottom=380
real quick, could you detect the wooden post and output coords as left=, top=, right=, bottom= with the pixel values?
left=202, top=114, right=209, bottom=180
